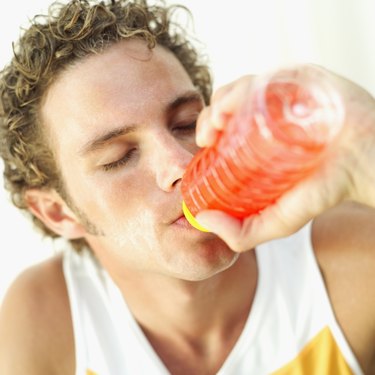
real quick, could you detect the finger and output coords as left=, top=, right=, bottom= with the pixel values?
left=197, top=76, right=256, bottom=148
left=210, top=75, right=255, bottom=130
left=196, top=107, right=219, bottom=147
left=195, top=210, right=252, bottom=252
left=238, top=172, right=346, bottom=249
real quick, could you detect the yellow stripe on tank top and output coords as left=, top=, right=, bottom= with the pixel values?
left=271, top=326, right=353, bottom=375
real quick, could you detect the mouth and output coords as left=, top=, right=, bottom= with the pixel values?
left=168, top=210, right=212, bottom=234
left=168, top=211, right=200, bottom=231
left=165, top=201, right=203, bottom=231
left=166, top=202, right=187, bottom=225
left=171, top=214, right=191, bottom=227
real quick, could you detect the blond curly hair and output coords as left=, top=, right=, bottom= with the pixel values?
left=0, top=0, right=212, bottom=251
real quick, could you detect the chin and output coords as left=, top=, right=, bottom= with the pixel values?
left=167, top=240, right=240, bottom=281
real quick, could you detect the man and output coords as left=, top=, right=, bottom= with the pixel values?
left=0, top=1, right=374, bottom=374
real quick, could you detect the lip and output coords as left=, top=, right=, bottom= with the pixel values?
left=166, top=205, right=186, bottom=225
left=172, top=215, right=194, bottom=229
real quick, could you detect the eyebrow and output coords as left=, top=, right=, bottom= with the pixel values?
left=79, top=90, right=204, bottom=156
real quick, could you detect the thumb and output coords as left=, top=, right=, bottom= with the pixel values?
left=195, top=210, right=252, bottom=252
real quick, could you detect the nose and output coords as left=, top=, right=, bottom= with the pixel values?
left=152, top=134, right=195, bottom=192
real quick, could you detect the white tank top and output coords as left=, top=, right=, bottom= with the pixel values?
left=63, top=222, right=364, bottom=375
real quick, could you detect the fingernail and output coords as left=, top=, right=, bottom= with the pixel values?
left=211, top=107, right=224, bottom=130
left=197, top=125, right=216, bottom=148
left=195, top=213, right=212, bottom=231
left=196, top=120, right=208, bottom=147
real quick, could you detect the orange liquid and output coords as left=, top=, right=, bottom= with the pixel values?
left=181, top=80, right=340, bottom=219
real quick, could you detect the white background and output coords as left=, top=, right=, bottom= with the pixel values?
left=1, top=0, right=375, bottom=303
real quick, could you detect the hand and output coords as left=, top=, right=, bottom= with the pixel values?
left=195, top=65, right=375, bottom=252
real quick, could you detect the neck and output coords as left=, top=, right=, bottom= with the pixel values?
left=115, top=250, right=257, bottom=342
left=98, top=249, right=258, bottom=374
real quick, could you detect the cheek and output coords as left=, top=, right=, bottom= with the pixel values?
left=61, top=159, right=162, bottom=241
left=78, top=169, right=144, bottom=206
left=99, top=173, right=151, bottom=212
left=105, top=208, right=158, bottom=250
left=83, top=187, right=161, bottom=254
left=81, top=173, right=157, bottom=229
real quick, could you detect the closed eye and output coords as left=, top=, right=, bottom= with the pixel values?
left=102, top=148, right=137, bottom=171
left=173, top=121, right=197, bottom=134
left=101, top=122, right=196, bottom=171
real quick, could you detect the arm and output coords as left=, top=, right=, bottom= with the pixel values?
left=0, top=256, right=74, bottom=375
left=312, top=202, right=375, bottom=373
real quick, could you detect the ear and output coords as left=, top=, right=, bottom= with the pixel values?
left=24, top=189, right=87, bottom=239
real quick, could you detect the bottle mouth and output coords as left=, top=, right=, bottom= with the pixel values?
left=182, top=201, right=210, bottom=232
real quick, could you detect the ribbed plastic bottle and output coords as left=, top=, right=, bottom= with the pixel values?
left=181, top=65, right=344, bottom=231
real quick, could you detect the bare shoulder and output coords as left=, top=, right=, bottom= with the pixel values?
left=312, top=201, right=375, bottom=374
left=0, top=253, right=75, bottom=375
left=312, top=201, right=375, bottom=283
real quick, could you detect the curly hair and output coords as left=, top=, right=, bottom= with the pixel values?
left=0, top=0, right=212, bottom=251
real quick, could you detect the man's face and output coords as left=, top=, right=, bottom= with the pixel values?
left=41, top=39, right=238, bottom=281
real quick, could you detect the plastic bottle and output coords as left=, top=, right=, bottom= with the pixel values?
left=181, top=65, right=344, bottom=231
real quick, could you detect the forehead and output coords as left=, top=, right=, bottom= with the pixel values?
left=41, top=39, right=195, bottom=148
